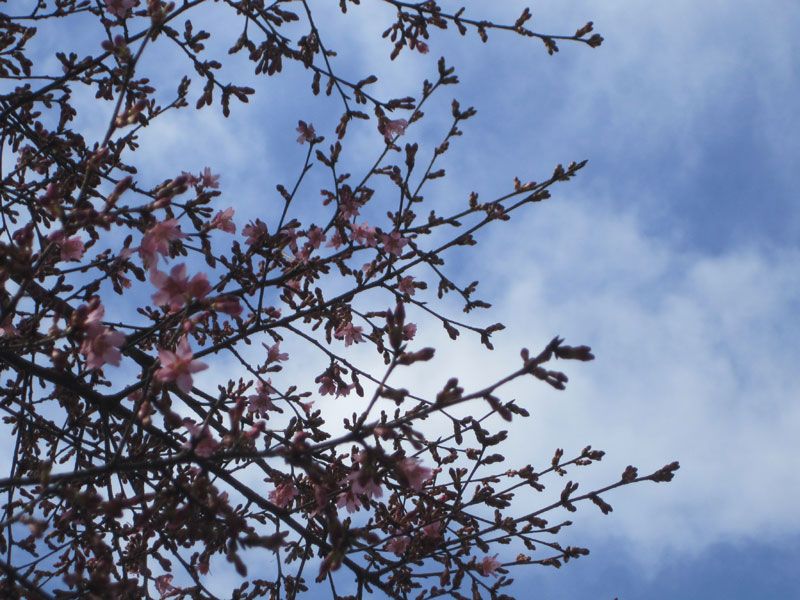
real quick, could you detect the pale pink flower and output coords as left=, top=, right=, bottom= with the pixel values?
left=350, top=222, right=377, bottom=247
left=80, top=327, right=126, bottom=370
left=296, top=120, right=316, bottom=144
left=305, top=226, right=325, bottom=249
left=381, top=231, right=408, bottom=257
left=155, top=574, right=180, bottom=598
left=317, top=376, right=336, bottom=396
left=402, top=323, right=417, bottom=341
left=398, top=276, right=416, bottom=295
left=156, top=338, right=208, bottom=393
left=339, top=188, right=361, bottom=219
left=337, top=490, right=361, bottom=513
left=422, top=521, right=442, bottom=539
left=477, top=554, right=502, bottom=577
left=181, top=418, right=218, bottom=457
left=334, top=322, right=364, bottom=346
left=263, top=342, right=288, bottom=363
left=326, top=230, right=344, bottom=249
left=151, top=264, right=209, bottom=311
left=397, top=457, right=432, bottom=491
left=48, top=231, right=85, bottom=262
left=139, top=219, right=186, bottom=268
left=243, top=219, right=268, bottom=246
left=385, top=536, right=410, bottom=556
left=104, top=0, right=137, bottom=18
left=348, top=468, right=383, bottom=500
left=269, top=482, right=298, bottom=508
left=247, top=381, right=279, bottom=416
left=380, top=118, right=408, bottom=142
left=210, top=207, right=235, bottom=233
left=200, top=167, right=220, bottom=189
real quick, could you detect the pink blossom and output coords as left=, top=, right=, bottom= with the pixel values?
left=151, top=264, right=209, bottom=311
left=326, top=230, right=344, bottom=249
left=348, top=468, right=383, bottom=500
left=243, top=219, right=268, bottom=246
left=263, top=342, right=288, bottom=363
left=336, top=490, right=361, bottom=513
left=80, top=327, right=126, bottom=370
left=181, top=418, right=218, bottom=457
left=49, top=231, right=85, bottom=262
left=155, top=574, right=180, bottom=598
left=210, top=207, right=236, bottom=233
left=139, top=219, right=186, bottom=268
left=380, top=118, right=408, bottom=142
left=104, top=0, right=137, bottom=18
left=317, top=376, right=336, bottom=396
left=385, top=536, right=410, bottom=556
left=334, top=322, right=364, bottom=347
left=200, top=167, right=220, bottom=189
left=305, top=226, right=326, bottom=249
left=156, top=338, right=208, bottom=393
left=477, top=554, right=502, bottom=577
left=350, top=222, right=377, bottom=247
left=422, top=521, right=442, bottom=539
left=398, top=276, right=416, bottom=296
left=247, top=381, right=279, bottom=416
left=397, top=457, right=432, bottom=491
left=381, top=231, right=408, bottom=257
left=296, top=120, right=316, bottom=144
left=269, top=482, right=298, bottom=508
left=402, top=323, right=417, bottom=341
left=339, top=188, right=361, bottom=219
left=336, top=382, right=355, bottom=397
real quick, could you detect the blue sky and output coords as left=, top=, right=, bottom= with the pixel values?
left=6, top=0, right=800, bottom=598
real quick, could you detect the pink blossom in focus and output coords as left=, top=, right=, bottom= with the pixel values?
left=263, top=342, right=288, bottom=363
left=317, top=376, right=336, bottom=396
left=398, top=276, right=416, bottom=295
left=381, top=231, right=408, bottom=257
left=104, top=0, right=137, bottom=18
left=156, top=338, right=208, bottom=393
left=200, top=167, right=220, bottom=189
left=402, top=323, right=417, bottom=341
left=243, top=219, right=268, bottom=246
left=210, top=207, right=236, bottom=233
left=151, top=264, right=209, bottom=311
left=269, top=482, right=298, bottom=508
left=247, top=381, right=279, bottom=416
left=326, top=230, right=344, bottom=249
left=334, top=322, right=364, bottom=346
left=477, top=554, right=502, bottom=577
left=350, top=222, right=377, bottom=247
left=397, top=457, right=432, bottom=491
left=305, top=226, right=325, bottom=249
left=296, top=120, right=316, bottom=144
left=385, top=536, right=410, bottom=556
left=139, top=219, right=186, bottom=268
left=380, top=118, right=408, bottom=142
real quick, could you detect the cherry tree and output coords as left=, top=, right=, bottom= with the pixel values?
left=0, top=1, right=677, bottom=598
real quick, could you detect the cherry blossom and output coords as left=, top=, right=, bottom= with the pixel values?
left=397, top=457, right=432, bottom=491
left=210, top=207, right=236, bottom=233
left=269, top=482, right=298, bottom=508
left=385, top=535, right=410, bottom=556
left=398, top=275, right=416, bottom=295
left=155, top=338, right=208, bottom=393
left=296, top=120, right=316, bottom=144
left=263, top=342, right=288, bottom=363
left=334, top=322, right=364, bottom=346
left=381, top=231, right=408, bottom=257
left=80, top=326, right=126, bottom=370
left=151, top=264, right=210, bottom=311
left=379, top=118, right=408, bottom=142
left=104, top=0, right=137, bottom=18
left=305, top=225, right=326, bottom=249
left=247, top=380, right=280, bottom=416
left=139, top=219, right=186, bottom=268
left=477, top=554, right=503, bottom=577
left=180, top=418, right=219, bottom=457
left=350, top=222, right=377, bottom=247
left=48, top=231, right=85, bottom=262
left=243, top=219, right=268, bottom=246
left=212, top=296, right=243, bottom=317
left=200, top=167, right=220, bottom=189
left=402, top=323, right=417, bottom=341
